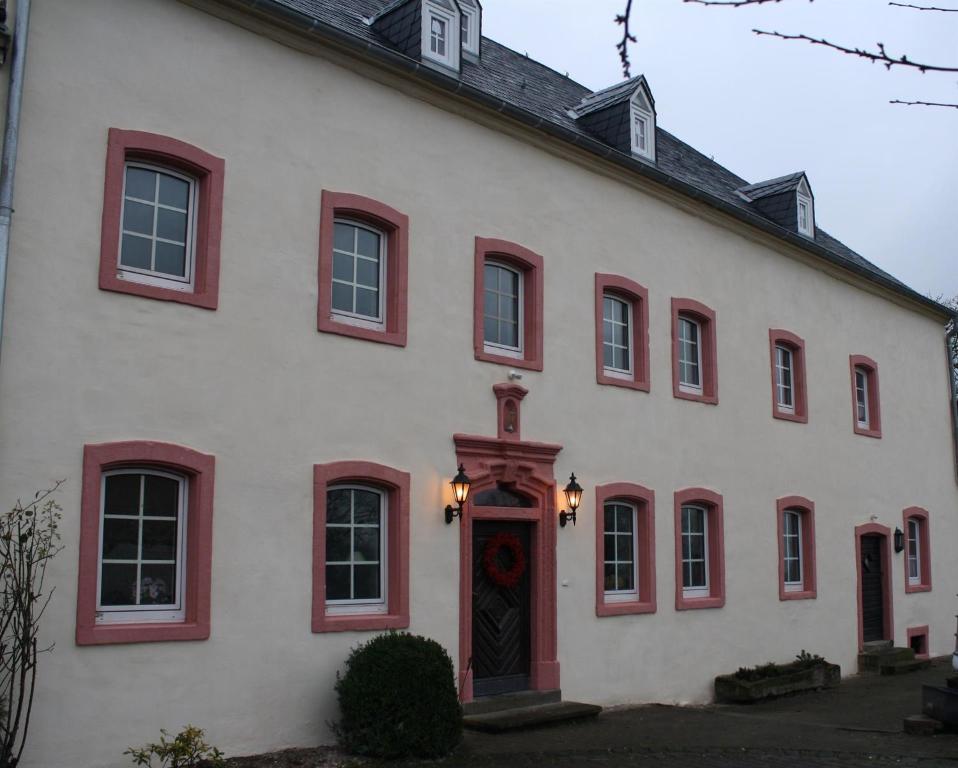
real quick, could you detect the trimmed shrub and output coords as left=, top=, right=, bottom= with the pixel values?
left=334, top=632, right=462, bottom=758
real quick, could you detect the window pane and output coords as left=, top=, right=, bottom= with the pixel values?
left=356, top=228, right=379, bottom=259
left=326, top=490, right=351, bottom=524
left=355, top=287, right=378, bottom=319
left=690, top=561, right=706, bottom=587
left=155, top=242, right=186, bottom=277
left=604, top=534, right=615, bottom=561
left=158, top=174, right=189, bottom=209
left=125, top=167, right=156, bottom=202
left=102, top=518, right=139, bottom=560
left=483, top=316, right=498, bottom=345
left=689, top=534, right=705, bottom=561
left=325, top=527, right=350, bottom=563
left=353, top=490, right=380, bottom=524
left=603, top=344, right=614, bottom=369
left=616, top=564, right=634, bottom=591
left=143, top=475, right=178, bottom=517
left=104, top=474, right=141, bottom=516
left=604, top=506, right=614, bottom=533
left=604, top=563, right=616, bottom=590
left=616, top=507, right=633, bottom=532
left=334, top=222, right=354, bottom=253
left=123, top=200, right=154, bottom=236
left=120, top=234, right=152, bottom=270
left=616, top=534, right=633, bottom=561
left=500, top=320, right=518, bottom=348
left=141, top=520, right=177, bottom=560
left=156, top=208, right=187, bottom=243
left=484, top=264, right=498, bottom=292
left=354, top=527, right=381, bottom=562
left=603, top=319, right=613, bottom=345
left=331, top=282, right=353, bottom=314
left=100, top=563, right=137, bottom=606
left=499, top=293, right=516, bottom=322
left=614, top=347, right=629, bottom=371
left=326, top=565, right=350, bottom=600
left=140, top=564, right=176, bottom=605
left=353, top=564, right=381, bottom=600
left=355, top=257, right=379, bottom=289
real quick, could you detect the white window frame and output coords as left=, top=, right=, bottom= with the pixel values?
left=678, top=315, right=704, bottom=395
left=325, top=484, right=388, bottom=615
left=907, top=518, right=921, bottom=585
left=681, top=505, right=709, bottom=598
left=331, top=218, right=387, bottom=331
left=459, top=0, right=480, bottom=57
left=775, top=344, right=795, bottom=413
left=483, top=260, right=524, bottom=359
left=629, top=89, right=655, bottom=161
left=783, top=509, right=804, bottom=592
left=603, top=501, right=638, bottom=602
left=117, top=161, right=198, bottom=292
left=855, top=367, right=870, bottom=428
left=797, top=180, right=814, bottom=237
left=96, top=469, right=188, bottom=625
left=422, top=1, right=461, bottom=71
left=603, top=293, right=633, bottom=379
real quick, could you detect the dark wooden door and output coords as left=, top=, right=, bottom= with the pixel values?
left=860, top=535, right=885, bottom=642
left=472, top=520, right=531, bottom=697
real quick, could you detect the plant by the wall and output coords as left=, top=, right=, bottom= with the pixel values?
left=0, top=483, right=64, bottom=768
left=125, top=725, right=224, bottom=768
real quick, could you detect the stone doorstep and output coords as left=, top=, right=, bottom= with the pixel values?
left=879, top=658, right=932, bottom=676
left=463, top=701, right=603, bottom=733
left=858, top=646, right=916, bottom=673
left=463, top=688, right=561, bottom=716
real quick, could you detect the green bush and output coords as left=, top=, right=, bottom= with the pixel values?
left=124, top=725, right=224, bottom=768
left=334, top=632, right=462, bottom=758
left=734, top=650, right=828, bottom=681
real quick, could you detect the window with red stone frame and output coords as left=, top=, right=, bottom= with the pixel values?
left=674, top=487, right=725, bottom=610
left=671, top=298, right=718, bottom=404
left=595, top=274, right=650, bottom=391
left=769, top=329, right=808, bottom=423
left=596, top=483, right=656, bottom=616
left=776, top=496, right=817, bottom=600
left=850, top=354, right=882, bottom=438
left=902, top=507, right=931, bottom=593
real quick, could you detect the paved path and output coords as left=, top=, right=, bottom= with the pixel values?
left=437, top=658, right=958, bottom=767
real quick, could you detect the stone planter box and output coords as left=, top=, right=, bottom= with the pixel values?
left=715, top=662, right=841, bottom=704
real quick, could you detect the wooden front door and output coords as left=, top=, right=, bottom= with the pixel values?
left=472, top=520, right=531, bottom=697
left=860, top=534, right=885, bottom=642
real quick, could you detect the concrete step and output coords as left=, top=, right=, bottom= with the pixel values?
left=463, top=689, right=561, bottom=716
left=880, top=658, right=932, bottom=676
left=862, top=640, right=894, bottom=652
left=463, top=701, right=602, bottom=733
left=858, top=646, right=916, bottom=673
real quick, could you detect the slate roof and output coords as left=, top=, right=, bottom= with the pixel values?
left=574, top=75, right=651, bottom=117
left=738, top=172, right=807, bottom=201
left=245, top=0, right=951, bottom=318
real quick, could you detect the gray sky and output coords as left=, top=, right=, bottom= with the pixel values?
left=481, top=0, right=958, bottom=301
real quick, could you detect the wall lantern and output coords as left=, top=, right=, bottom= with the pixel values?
left=559, top=473, right=583, bottom=528
left=444, top=464, right=471, bottom=524
left=894, top=527, right=904, bottom=554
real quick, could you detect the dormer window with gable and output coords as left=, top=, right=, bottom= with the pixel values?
left=631, top=88, right=655, bottom=161
left=459, top=0, right=481, bottom=58
left=422, top=0, right=461, bottom=72
left=574, top=76, right=657, bottom=164
left=796, top=177, right=814, bottom=238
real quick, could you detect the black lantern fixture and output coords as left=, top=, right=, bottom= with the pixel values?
left=894, top=527, right=905, bottom=554
left=444, top=464, right=471, bottom=524
left=559, top=473, right=583, bottom=528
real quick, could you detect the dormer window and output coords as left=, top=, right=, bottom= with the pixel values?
left=796, top=177, right=814, bottom=237
left=459, top=0, right=480, bottom=58
left=422, top=0, right=460, bottom=72
left=630, top=87, right=655, bottom=161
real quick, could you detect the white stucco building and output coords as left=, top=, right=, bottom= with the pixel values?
left=0, top=1, right=955, bottom=766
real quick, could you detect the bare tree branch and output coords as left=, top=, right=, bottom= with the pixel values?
left=751, top=30, right=958, bottom=72
left=615, top=0, right=637, bottom=78
left=889, top=2, right=958, bottom=11
left=683, top=0, right=800, bottom=6
left=891, top=98, right=958, bottom=108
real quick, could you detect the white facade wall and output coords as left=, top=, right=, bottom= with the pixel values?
left=0, top=2, right=954, bottom=766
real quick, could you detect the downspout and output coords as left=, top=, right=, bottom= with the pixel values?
left=0, top=0, right=30, bottom=365
left=947, top=322, right=958, bottom=484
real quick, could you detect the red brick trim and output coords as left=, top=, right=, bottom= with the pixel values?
left=906, top=625, right=930, bottom=659
left=594, top=274, right=650, bottom=391
left=318, top=191, right=409, bottom=347
left=902, top=506, right=931, bottom=593
left=312, top=461, right=410, bottom=632
left=850, top=355, right=882, bottom=438
left=99, top=129, right=224, bottom=310
left=473, top=237, right=544, bottom=371
left=854, top=522, right=894, bottom=649
left=673, top=487, right=725, bottom=610
left=595, top=483, right=656, bottom=616
left=769, top=329, right=808, bottom=423
left=76, top=441, right=215, bottom=645
left=776, top=496, right=817, bottom=601
left=671, top=298, right=718, bottom=404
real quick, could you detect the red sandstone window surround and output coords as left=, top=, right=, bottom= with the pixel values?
left=673, top=488, right=725, bottom=610
left=99, top=129, right=224, bottom=309
left=671, top=298, right=718, bottom=404
left=595, top=483, right=656, bottom=616
left=776, top=496, right=817, bottom=601
left=312, top=461, right=410, bottom=633
left=318, top=191, right=409, bottom=347
left=473, top=237, right=544, bottom=371
left=902, top=506, right=931, bottom=593
left=76, top=441, right=216, bottom=645
left=595, top=274, right=650, bottom=391
left=849, top=354, right=882, bottom=438
left=769, top=329, right=808, bottom=423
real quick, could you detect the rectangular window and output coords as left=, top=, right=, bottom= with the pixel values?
left=325, top=486, right=386, bottom=614
left=907, top=518, right=920, bottom=584
left=430, top=16, right=447, bottom=56
left=603, top=295, right=632, bottom=375
left=855, top=367, right=869, bottom=427
left=331, top=219, right=385, bottom=327
left=483, top=261, right=523, bottom=356
left=97, top=470, right=187, bottom=624
left=603, top=502, right=637, bottom=601
left=775, top=344, right=794, bottom=411
left=634, top=114, right=648, bottom=153
left=783, top=509, right=803, bottom=590
left=119, top=163, right=196, bottom=290
left=681, top=505, right=708, bottom=597
left=678, top=316, right=702, bottom=393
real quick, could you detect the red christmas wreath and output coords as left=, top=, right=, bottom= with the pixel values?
left=482, top=532, right=527, bottom=589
